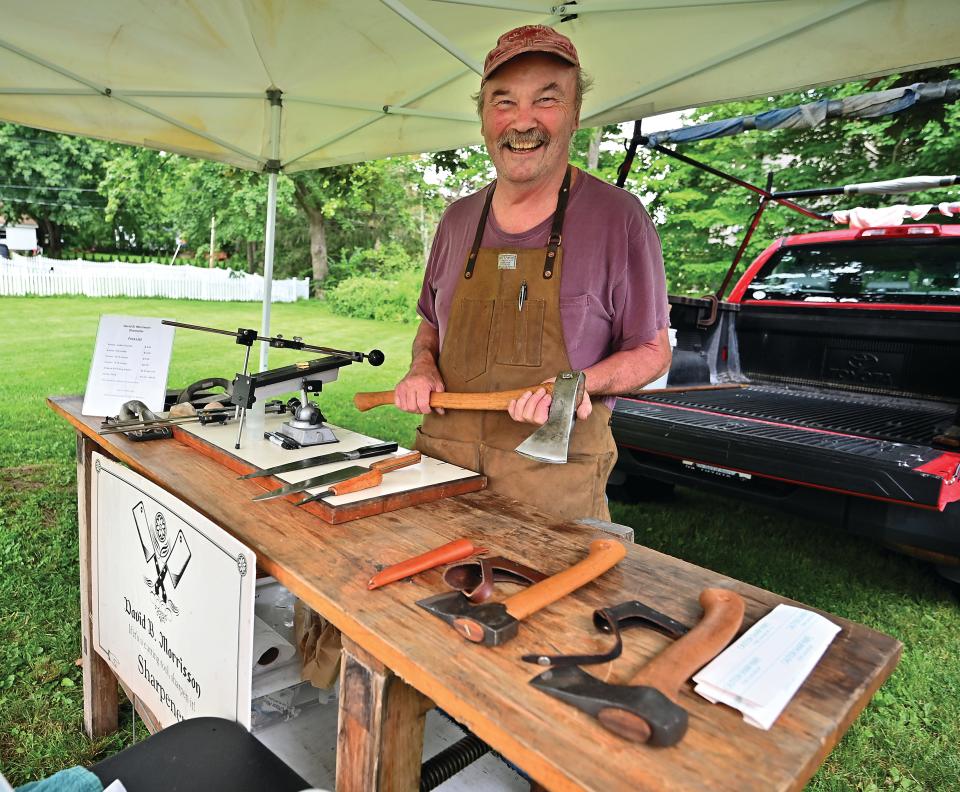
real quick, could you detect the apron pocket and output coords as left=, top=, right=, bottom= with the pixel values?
left=495, top=298, right=544, bottom=367
left=415, top=425, right=481, bottom=473
left=480, top=444, right=614, bottom=522
left=448, top=298, right=494, bottom=382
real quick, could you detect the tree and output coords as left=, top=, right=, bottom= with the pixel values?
left=100, top=148, right=298, bottom=266
left=624, top=66, right=960, bottom=293
left=0, top=124, right=113, bottom=255
left=290, top=157, right=441, bottom=293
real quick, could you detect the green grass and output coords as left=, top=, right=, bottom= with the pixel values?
left=1, top=295, right=958, bottom=789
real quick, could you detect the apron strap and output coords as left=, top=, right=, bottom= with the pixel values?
left=464, top=182, right=496, bottom=280
left=464, top=166, right=572, bottom=281
left=544, top=165, right=572, bottom=280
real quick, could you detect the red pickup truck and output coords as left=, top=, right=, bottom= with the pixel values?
left=610, top=223, right=960, bottom=576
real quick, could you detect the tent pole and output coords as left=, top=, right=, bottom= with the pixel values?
left=259, top=89, right=283, bottom=372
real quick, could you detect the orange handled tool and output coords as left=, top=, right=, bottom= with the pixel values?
left=417, top=539, right=626, bottom=646
left=367, top=538, right=483, bottom=590
left=531, top=587, right=745, bottom=746
left=295, top=451, right=421, bottom=506
left=353, top=384, right=744, bottom=413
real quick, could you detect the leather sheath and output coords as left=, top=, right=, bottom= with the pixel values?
left=367, top=539, right=481, bottom=590
left=442, top=556, right=547, bottom=603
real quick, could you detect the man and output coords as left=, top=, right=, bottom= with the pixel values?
left=395, top=25, right=671, bottom=521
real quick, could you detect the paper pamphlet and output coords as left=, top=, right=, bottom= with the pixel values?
left=82, top=315, right=175, bottom=417
left=693, top=604, right=841, bottom=730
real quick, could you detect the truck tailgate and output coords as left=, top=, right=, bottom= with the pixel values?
left=613, top=386, right=960, bottom=509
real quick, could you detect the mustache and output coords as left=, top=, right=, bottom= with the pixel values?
left=498, top=128, right=549, bottom=150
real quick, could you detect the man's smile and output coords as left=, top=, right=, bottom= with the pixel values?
left=499, top=128, right=550, bottom=156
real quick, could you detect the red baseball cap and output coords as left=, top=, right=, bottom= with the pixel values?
left=482, top=25, right=579, bottom=81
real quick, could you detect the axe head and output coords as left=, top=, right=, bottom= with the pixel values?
left=515, top=371, right=584, bottom=464
left=416, top=591, right=519, bottom=646
left=530, top=665, right=688, bottom=747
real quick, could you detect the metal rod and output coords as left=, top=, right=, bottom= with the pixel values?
left=642, top=139, right=825, bottom=221
left=237, top=345, right=253, bottom=420
left=379, top=0, right=483, bottom=74
left=0, top=37, right=264, bottom=167
left=99, top=415, right=232, bottom=435
left=160, top=319, right=375, bottom=363
left=162, top=320, right=240, bottom=339
left=772, top=186, right=846, bottom=199
left=260, top=91, right=283, bottom=372
left=234, top=408, right=247, bottom=450
left=616, top=119, right=644, bottom=188
left=101, top=406, right=235, bottom=429
left=581, top=0, right=870, bottom=125
left=715, top=175, right=773, bottom=300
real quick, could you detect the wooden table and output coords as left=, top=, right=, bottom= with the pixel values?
left=51, top=396, right=901, bottom=792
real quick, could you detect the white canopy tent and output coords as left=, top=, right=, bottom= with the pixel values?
left=1, top=0, right=958, bottom=368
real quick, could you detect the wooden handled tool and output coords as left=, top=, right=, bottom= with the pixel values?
left=416, top=539, right=626, bottom=646
left=367, top=539, right=483, bottom=590
left=531, top=587, right=745, bottom=746
left=503, top=539, right=626, bottom=621
left=353, top=383, right=744, bottom=412
left=255, top=450, right=421, bottom=502
left=295, top=451, right=421, bottom=506
left=597, top=587, right=744, bottom=742
left=354, top=384, right=558, bottom=412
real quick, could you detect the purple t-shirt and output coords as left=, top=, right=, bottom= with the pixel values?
left=417, top=170, right=669, bottom=372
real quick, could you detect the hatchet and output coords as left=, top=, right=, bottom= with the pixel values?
left=354, top=371, right=587, bottom=464
left=417, top=538, right=626, bottom=646
left=354, top=378, right=745, bottom=464
left=530, top=588, right=745, bottom=747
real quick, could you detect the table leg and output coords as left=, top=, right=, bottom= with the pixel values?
left=77, top=434, right=119, bottom=738
left=336, top=636, right=431, bottom=792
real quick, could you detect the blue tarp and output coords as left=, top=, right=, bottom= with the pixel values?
left=646, top=80, right=960, bottom=146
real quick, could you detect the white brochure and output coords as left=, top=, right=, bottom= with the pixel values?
left=82, top=314, right=175, bottom=417
left=693, top=604, right=841, bottom=730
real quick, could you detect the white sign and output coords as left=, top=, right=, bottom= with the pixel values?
left=82, top=315, right=175, bottom=417
left=2, top=224, right=37, bottom=250
left=91, top=453, right=255, bottom=729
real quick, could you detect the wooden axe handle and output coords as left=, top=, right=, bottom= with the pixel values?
left=597, top=588, right=745, bottom=742
left=504, top=539, right=626, bottom=621
left=353, top=383, right=744, bottom=412
left=353, top=385, right=558, bottom=412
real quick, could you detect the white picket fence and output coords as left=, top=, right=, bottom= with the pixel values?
left=0, top=255, right=310, bottom=302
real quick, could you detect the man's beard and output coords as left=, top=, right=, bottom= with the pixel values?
left=498, top=128, right=550, bottom=153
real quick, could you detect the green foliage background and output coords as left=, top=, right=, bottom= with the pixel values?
left=2, top=66, right=956, bottom=303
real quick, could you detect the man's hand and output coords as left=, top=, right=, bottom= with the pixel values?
left=507, top=378, right=592, bottom=425
left=394, top=361, right=446, bottom=415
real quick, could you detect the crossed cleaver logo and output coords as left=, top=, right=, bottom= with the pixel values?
left=132, top=502, right=192, bottom=615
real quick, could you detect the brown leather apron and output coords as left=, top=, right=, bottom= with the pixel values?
left=416, top=167, right=617, bottom=521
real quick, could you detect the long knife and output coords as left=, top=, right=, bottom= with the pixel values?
left=239, top=442, right=398, bottom=480
left=252, top=451, right=421, bottom=502
left=295, top=451, right=423, bottom=506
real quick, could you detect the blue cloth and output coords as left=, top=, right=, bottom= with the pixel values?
left=16, top=767, right=102, bottom=792
left=645, top=84, right=936, bottom=146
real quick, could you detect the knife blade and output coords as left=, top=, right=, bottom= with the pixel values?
left=295, top=451, right=423, bottom=506
left=239, top=442, right=398, bottom=480
left=252, top=451, right=421, bottom=502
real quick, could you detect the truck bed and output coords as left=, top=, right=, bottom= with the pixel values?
left=613, top=384, right=959, bottom=510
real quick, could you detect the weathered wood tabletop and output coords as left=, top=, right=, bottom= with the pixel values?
left=50, top=395, right=901, bottom=792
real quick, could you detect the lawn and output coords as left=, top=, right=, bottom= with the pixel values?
left=1, top=295, right=958, bottom=789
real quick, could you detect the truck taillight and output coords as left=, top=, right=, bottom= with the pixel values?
left=858, top=225, right=941, bottom=238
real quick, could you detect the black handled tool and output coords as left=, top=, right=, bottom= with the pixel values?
left=239, top=442, right=398, bottom=480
